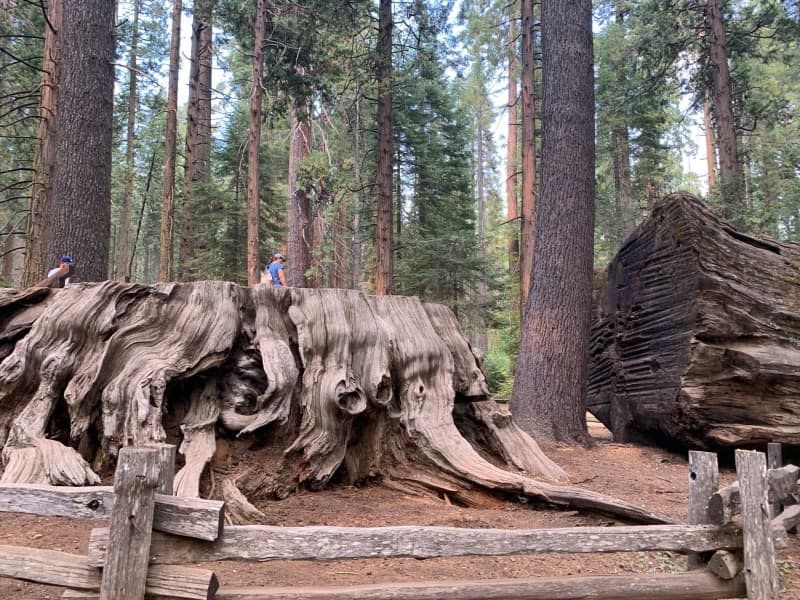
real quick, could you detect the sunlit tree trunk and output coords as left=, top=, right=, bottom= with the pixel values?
left=159, top=0, right=182, bottom=282
left=288, top=102, right=312, bottom=287
left=511, top=0, right=594, bottom=444
left=246, top=0, right=267, bottom=286
left=116, top=0, right=140, bottom=281
left=519, top=0, right=536, bottom=316
left=375, top=0, right=393, bottom=295
left=22, top=0, right=62, bottom=287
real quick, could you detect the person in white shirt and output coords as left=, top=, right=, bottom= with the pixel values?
left=47, top=255, right=73, bottom=287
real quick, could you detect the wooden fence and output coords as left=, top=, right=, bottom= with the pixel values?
left=0, top=443, right=797, bottom=600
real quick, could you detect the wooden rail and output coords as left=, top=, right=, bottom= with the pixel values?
left=0, top=444, right=793, bottom=600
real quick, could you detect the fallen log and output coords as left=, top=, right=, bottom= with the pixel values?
left=0, top=283, right=666, bottom=522
left=589, top=192, right=800, bottom=449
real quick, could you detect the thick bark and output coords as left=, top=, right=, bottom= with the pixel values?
left=589, top=192, right=800, bottom=450
left=246, top=0, right=267, bottom=286
left=116, top=0, right=140, bottom=281
left=159, top=0, right=182, bottom=282
left=0, top=285, right=665, bottom=523
left=519, top=0, right=536, bottom=316
left=510, top=0, right=594, bottom=444
left=287, top=104, right=312, bottom=288
left=46, top=0, right=115, bottom=283
left=375, top=0, right=393, bottom=296
left=180, top=1, right=213, bottom=281
left=707, top=0, right=742, bottom=214
left=22, top=0, right=61, bottom=288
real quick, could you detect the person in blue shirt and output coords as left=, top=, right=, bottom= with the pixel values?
left=266, top=253, right=287, bottom=287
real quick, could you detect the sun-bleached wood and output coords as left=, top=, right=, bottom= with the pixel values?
left=214, top=572, right=745, bottom=600
left=148, top=442, right=177, bottom=495
left=87, top=523, right=742, bottom=567
left=735, top=450, right=778, bottom=600
left=687, top=451, right=719, bottom=570
left=100, top=447, right=160, bottom=600
left=0, top=483, right=224, bottom=541
left=0, top=545, right=217, bottom=599
left=767, top=443, right=783, bottom=518
left=0, top=282, right=667, bottom=523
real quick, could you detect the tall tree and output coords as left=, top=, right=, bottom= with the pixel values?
left=46, top=0, right=115, bottom=281
left=22, top=0, right=61, bottom=286
left=610, top=2, right=634, bottom=245
left=287, top=100, right=312, bottom=287
left=246, top=0, right=267, bottom=286
left=707, top=0, right=742, bottom=215
left=511, top=0, right=594, bottom=443
left=375, top=0, right=393, bottom=295
left=180, top=0, right=214, bottom=280
left=116, top=0, right=141, bottom=281
left=159, top=0, right=182, bottom=282
left=519, top=0, right=536, bottom=315
left=506, top=12, right=519, bottom=275
left=704, top=92, right=718, bottom=192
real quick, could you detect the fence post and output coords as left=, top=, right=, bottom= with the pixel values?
left=736, top=449, right=779, bottom=600
left=147, top=443, right=176, bottom=495
left=767, top=442, right=783, bottom=519
left=687, top=451, right=719, bottom=570
left=100, top=446, right=161, bottom=600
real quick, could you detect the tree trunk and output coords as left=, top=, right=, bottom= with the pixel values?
left=519, top=0, right=536, bottom=317
left=475, top=96, right=488, bottom=352
left=329, top=199, right=349, bottom=289
left=0, top=283, right=667, bottom=524
left=611, top=3, right=634, bottom=247
left=506, top=14, right=519, bottom=274
left=510, top=0, right=594, bottom=444
left=707, top=0, right=742, bottom=216
left=46, top=0, right=115, bottom=283
left=22, top=0, right=61, bottom=287
left=159, top=0, right=182, bottom=282
left=116, top=0, right=140, bottom=282
left=179, top=1, right=213, bottom=281
left=287, top=103, right=312, bottom=288
left=246, top=0, right=267, bottom=286
left=375, top=0, right=393, bottom=296
left=589, top=192, right=800, bottom=450
left=704, top=92, right=717, bottom=193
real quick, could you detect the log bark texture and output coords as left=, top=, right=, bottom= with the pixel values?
left=589, top=192, right=800, bottom=449
left=0, top=284, right=665, bottom=522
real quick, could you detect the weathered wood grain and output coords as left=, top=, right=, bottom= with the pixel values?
left=213, top=572, right=745, bottom=600
left=773, top=504, right=800, bottom=532
left=707, top=463, right=799, bottom=526
left=87, top=523, right=743, bottom=567
left=100, top=447, right=160, bottom=600
left=588, top=192, right=800, bottom=449
left=148, top=443, right=177, bottom=496
left=736, top=450, right=778, bottom=600
left=0, top=484, right=224, bottom=541
left=687, top=451, right=719, bottom=570
left=707, top=549, right=742, bottom=580
left=767, top=443, right=783, bottom=518
left=0, top=545, right=217, bottom=600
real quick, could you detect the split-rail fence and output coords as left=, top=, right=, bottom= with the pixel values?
left=0, top=442, right=796, bottom=600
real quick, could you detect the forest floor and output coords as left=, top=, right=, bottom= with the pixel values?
left=2, top=417, right=800, bottom=599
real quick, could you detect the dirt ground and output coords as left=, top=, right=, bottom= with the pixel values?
left=2, top=423, right=800, bottom=599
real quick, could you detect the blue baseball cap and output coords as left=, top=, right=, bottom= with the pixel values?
left=60, top=255, right=73, bottom=264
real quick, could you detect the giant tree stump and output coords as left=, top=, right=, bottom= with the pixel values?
left=0, top=283, right=665, bottom=522
left=589, top=192, right=800, bottom=449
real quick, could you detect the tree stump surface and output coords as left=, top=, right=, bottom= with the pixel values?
left=589, top=192, right=800, bottom=449
left=0, top=284, right=665, bottom=522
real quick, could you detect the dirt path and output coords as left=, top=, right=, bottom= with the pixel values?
left=2, top=437, right=799, bottom=599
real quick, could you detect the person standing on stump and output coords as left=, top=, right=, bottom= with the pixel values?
left=265, top=253, right=287, bottom=287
